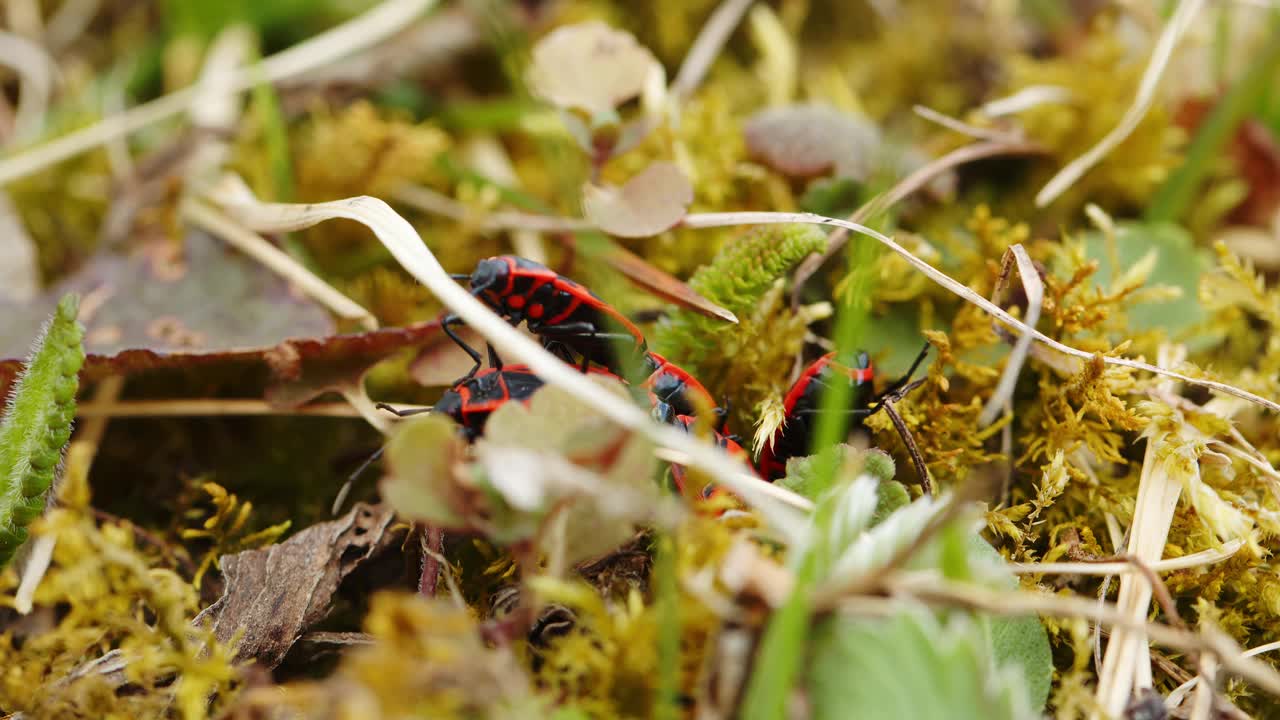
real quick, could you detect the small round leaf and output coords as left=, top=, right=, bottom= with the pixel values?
left=582, top=162, right=694, bottom=238
left=527, top=21, right=664, bottom=116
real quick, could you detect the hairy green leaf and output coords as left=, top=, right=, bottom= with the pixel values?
left=809, top=607, right=1035, bottom=720
left=0, top=293, right=84, bottom=568
left=968, top=535, right=1055, bottom=712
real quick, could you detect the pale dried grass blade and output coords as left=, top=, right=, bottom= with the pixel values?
left=1093, top=346, right=1187, bottom=719
left=0, top=0, right=438, bottom=186
left=185, top=200, right=378, bottom=330
left=1167, top=640, right=1280, bottom=710
left=1190, top=654, right=1217, bottom=720
left=980, top=85, right=1073, bottom=117
left=185, top=25, right=252, bottom=188
left=912, top=104, right=1022, bottom=143
left=44, top=0, right=101, bottom=53
left=669, top=0, right=754, bottom=103
left=393, top=184, right=594, bottom=233
left=393, top=184, right=737, bottom=322
left=879, top=575, right=1280, bottom=699
left=1010, top=539, right=1243, bottom=576
left=0, top=29, right=57, bottom=141
left=0, top=191, right=40, bottom=302
left=789, top=139, right=1046, bottom=307
left=1035, top=0, right=1206, bottom=206
left=203, top=175, right=814, bottom=537
left=76, top=399, right=380, bottom=418
left=979, top=245, right=1043, bottom=426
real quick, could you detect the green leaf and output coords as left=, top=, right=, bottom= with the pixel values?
left=0, top=293, right=84, bottom=568
left=479, top=381, right=658, bottom=563
left=740, top=551, right=818, bottom=720
left=968, top=535, right=1054, bottom=712
left=809, top=606, right=1034, bottom=720
left=815, top=481, right=1053, bottom=714
left=1080, top=221, right=1209, bottom=341
left=381, top=413, right=469, bottom=528
left=775, top=445, right=899, bottom=508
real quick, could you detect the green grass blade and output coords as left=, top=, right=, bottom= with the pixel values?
left=1146, top=19, right=1280, bottom=223
left=251, top=63, right=295, bottom=204
left=740, top=230, right=880, bottom=719
left=654, top=533, right=682, bottom=720
left=739, top=552, right=817, bottom=720
left=0, top=294, right=85, bottom=568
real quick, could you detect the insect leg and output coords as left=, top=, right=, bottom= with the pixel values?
left=442, top=314, right=483, bottom=379
left=877, top=342, right=930, bottom=398
left=375, top=402, right=433, bottom=417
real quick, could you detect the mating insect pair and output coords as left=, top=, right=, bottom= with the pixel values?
left=386, top=256, right=928, bottom=494
left=445, top=255, right=721, bottom=426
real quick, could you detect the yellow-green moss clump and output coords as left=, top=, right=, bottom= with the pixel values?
left=652, top=224, right=828, bottom=432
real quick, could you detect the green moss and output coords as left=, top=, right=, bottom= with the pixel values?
left=652, top=224, right=827, bottom=430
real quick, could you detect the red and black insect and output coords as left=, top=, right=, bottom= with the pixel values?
left=668, top=414, right=757, bottom=495
left=381, top=364, right=546, bottom=439
left=757, top=347, right=928, bottom=480
left=641, top=351, right=719, bottom=423
left=446, top=256, right=648, bottom=378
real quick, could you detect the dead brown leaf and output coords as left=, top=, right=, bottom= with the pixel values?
left=193, top=503, right=401, bottom=668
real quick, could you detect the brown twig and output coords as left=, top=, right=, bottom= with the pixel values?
left=418, top=526, right=444, bottom=597
left=1099, top=627, right=1197, bottom=686
left=1080, top=553, right=1186, bottom=630
left=299, top=631, right=375, bottom=646
left=881, top=399, right=933, bottom=497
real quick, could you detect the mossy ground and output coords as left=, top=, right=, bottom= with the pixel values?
left=3, top=1, right=1280, bottom=718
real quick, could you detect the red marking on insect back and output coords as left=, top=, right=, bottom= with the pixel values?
left=668, top=414, right=757, bottom=493
left=781, top=353, right=833, bottom=414
left=448, top=255, right=650, bottom=378
left=760, top=351, right=878, bottom=480
left=501, top=256, right=518, bottom=294
left=642, top=351, right=718, bottom=419
left=545, top=295, right=582, bottom=325
left=528, top=304, right=544, bottom=319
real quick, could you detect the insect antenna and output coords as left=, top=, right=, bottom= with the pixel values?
left=332, top=402, right=436, bottom=514
left=332, top=446, right=384, bottom=515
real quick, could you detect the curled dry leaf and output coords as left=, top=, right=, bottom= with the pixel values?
left=526, top=21, right=663, bottom=116
left=582, top=161, right=694, bottom=238
left=743, top=104, right=881, bottom=181
left=193, top=503, right=400, bottom=669
left=0, top=231, right=323, bottom=394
